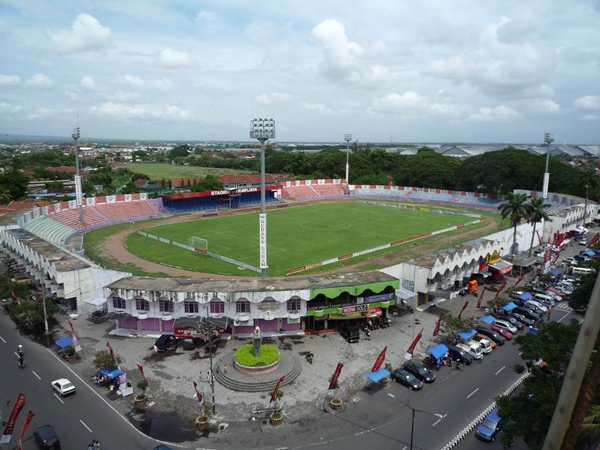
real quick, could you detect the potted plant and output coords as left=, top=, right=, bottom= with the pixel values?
left=196, top=403, right=211, bottom=429
left=65, top=345, right=77, bottom=361
left=330, top=397, right=343, bottom=410
left=270, top=390, right=284, bottom=425
left=135, top=380, right=148, bottom=405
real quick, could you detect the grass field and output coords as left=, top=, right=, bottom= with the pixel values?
left=124, top=162, right=251, bottom=179
left=125, top=202, right=478, bottom=277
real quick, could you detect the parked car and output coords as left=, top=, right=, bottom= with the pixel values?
left=580, top=238, right=589, bottom=246
left=490, top=325, right=513, bottom=340
left=34, top=425, right=61, bottom=449
left=403, top=362, right=436, bottom=383
left=51, top=378, right=76, bottom=396
left=493, top=319, right=518, bottom=334
left=562, top=257, right=576, bottom=265
left=476, top=328, right=506, bottom=346
left=513, top=306, right=541, bottom=322
left=390, top=369, right=423, bottom=390
left=476, top=407, right=503, bottom=442
left=555, top=283, right=574, bottom=295
left=445, top=343, right=474, bottom=364
left=472, top=335, right=494, bottom=353
left=495, top=314, right=524, bottom=330
left=544, top=289, right=565, bottom=301
left=153, top=446, right=175, bottom=450
left=524, top=300, right=547, bottom=314
left=339, top=325, right=360, bottom=343
left=153, top=334, right=178, bottom=352
left=456, top=342, right=483, bottom=360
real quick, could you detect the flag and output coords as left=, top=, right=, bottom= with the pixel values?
left=433, top=313, right=445, bottom=336
left=106, top=342, right=117, bottom=366
left=69, top=321, right=81, bottom=352
left=328, top=363, right=344, bottom=391
left=0, top=393, right=26, bottom=444
left=136, top=361, right=148, bottom=386
left=515, top=272, right=526, bottom=286
left=536, top=230, right=542, bottom=246
left=10, top=290, right=17, bottom=300
left=476, top=286, right=487, bottom=308
left=270, top=376, right=285, bottom=403
left=193, top=381, right=204, bottom=406
left=371, top=346, right=387, bottom=372
left=590, top=232, right=600, bottom=245
left=495, top=281, right=508, bottom=299
left=16, top=410, right=35, bottom=450
left=407, top=329, right=423, bottom=355
left=457, top=300, right=469, bottom=319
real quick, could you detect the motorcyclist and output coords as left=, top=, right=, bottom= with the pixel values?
left=17, top=344, right=23, bottom=356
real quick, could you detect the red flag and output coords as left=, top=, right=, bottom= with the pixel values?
left=476, top=286, right=487, bottom=308
left=407, top=328, right=423, bottom=355
left=136, top=361, right=148, bottom=386
left=270, top=376, right=285, bottom=403
left=69, top=321, right=81, bottom=352
left=328, top=363, right=344, bottom=390
left=106, top=342, right=117, bottom=366
left=193, top=381, right=204, bottom=406
left=590, top=232, right=600, bottom=245
left=536, top=230, right=543, bottom=246
left=371, top=346, right=387, bottom=372
left=0, top=393, right=26, bottom=444
left=17, top=410, right=35, bottom=450
left=495, top=281, right=508, bottom=299
left=10, top=290, right=17, bottom=300
left=515, top=272, right=526, bottom=286
left=433, top=313, right=445, bottom=336
left=457, top=300, right=469, bottom=319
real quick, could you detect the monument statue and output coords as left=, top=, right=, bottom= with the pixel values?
left=253, top=325, right=262, bottom=357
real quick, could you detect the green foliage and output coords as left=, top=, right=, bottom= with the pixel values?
left=121, top=180, right=140, bottom=194
left=567, top=266, right=598, bottom=312
left=440, top=314, right=477, bottom=342
left=65, top=345, right=76, bottom=357
left=8, top=297, right=60, bottom=330
left=92, top=349, right=121, bottom=370
left=0, top=170, right=30, bottom=200
left=393, top=150, right=461, bottom=189
left=169, top=144, right=193, bottom=159
left=191, top=174, right=224, bottom=192
left=234, top=344, right=280, bottom=367
left=0, top=275, right=30, bottom=299
left=137, top=380, right=148, bottom=392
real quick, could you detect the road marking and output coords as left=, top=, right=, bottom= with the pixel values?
left=0, top=336, right=6, bottom=343
left=32, top=371, right=41, bottom=380
left=53, top=394, right=64, bottom=404
left=495, top=366, right=505, bottom=375
left=432, top=414, right=447, bottom=426
left=80, top=420, right=92, bottom=432
left=467, top=388, right=479, bottom=398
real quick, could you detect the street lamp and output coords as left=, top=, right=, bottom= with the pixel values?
left=387, top=393, right=445, bottom=449
left=250, top=118, right=276, bottom=280
left=542, top=133, right=554, bottom=200
left=72, top=127, right=84, bottom=225
left=200, top=314, right=218, bottom=415
left=344, top=134, right=352, bottom=192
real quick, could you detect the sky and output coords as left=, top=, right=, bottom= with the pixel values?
left=0, top=1, right=599, bottom=144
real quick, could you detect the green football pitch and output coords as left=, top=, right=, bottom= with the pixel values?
left=125, top=202, right=478, bottom=277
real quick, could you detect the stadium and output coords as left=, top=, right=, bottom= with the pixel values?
left=0, top=178, right=592, bottom=339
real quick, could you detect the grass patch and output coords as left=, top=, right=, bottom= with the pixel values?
left=124, top=163, right=250, bottom=180
left=234, top=344, right=280, bottom=367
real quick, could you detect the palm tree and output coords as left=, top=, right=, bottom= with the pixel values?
left=0, top=187, right=12, bottom=205
left=580, top=168, right=600, bottom=226
left=526, top=197, right=551, bottom=257
left=498, top=193, right=530, bottom=261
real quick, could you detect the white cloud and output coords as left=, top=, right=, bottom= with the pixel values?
left=580, top=114, right=599, bottom=121
left=26, top=107, right=54, bottom=120
left=255, top=93, right=293, bottom=105
left=367, top=92, right=431, bottom=115
left=573, top=95, right=600, bottom=111
left=466, top=105, right=519, bottom=122
left=90, top=102, right=193, bottom=120
left=116, top=75, right=176, bottom=92
left=45, top=14, right=113, bottom=54
left=302, top=103, right=333, bottom=114
left=80, top=76, right=98, bottom=92
left=0, top=102, right=23, bottom=114
left=155, top=48, right=196, bottom=69
left=25, top=73, right=54, bottom=89
left=312, top=19, right=363, bottom=81
left=530, top=99, right=560, bottom=113
left=0, top=74, right=21, bottom=86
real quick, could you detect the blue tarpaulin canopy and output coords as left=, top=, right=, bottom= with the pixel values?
left=55, top=337, right=73, bottom=348
left=479, top=315, right=496, bottom=324
left=364, top=368, right=391, bottom=382
left=583, top=250, right=595, bottom=257
left=550, top=269, right=565, bottom=276
left=518, top=292, right=532, bottom=301
left=99, top=367, right=125, bottom=379
left=457, top=329, right=477, bottom=340
left=427, top=343, right=449, bottom=360
left=502, top=302, right=517, bottom=311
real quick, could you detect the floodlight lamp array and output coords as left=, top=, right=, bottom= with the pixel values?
left=344, top=134, right=352, bottom=143
left=544, top=133, right=554, bottom=145
left=72, top=127, right=80, bottom=140
left=250, top=118, right=276, bottom=139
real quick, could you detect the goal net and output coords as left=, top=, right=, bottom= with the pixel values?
left=188, top=236, right=208, bottom=251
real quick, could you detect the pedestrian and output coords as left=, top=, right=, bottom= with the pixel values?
left=547, top=307, right=553, bottom=321
left=223, top=363, right=228, bottom=374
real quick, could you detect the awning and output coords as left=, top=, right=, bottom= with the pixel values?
left=502, top=302, right=517, bottom=312
left=428, top=290, right=452, bottom=300
left=364, top=368, right=391, bottom=382
left=85, top=297, right=107, bottom=306
left=104, top=311, right=131, bottom=321
left=99, top=367, right=125, bottom=379
left=457, top=330, right=477, bottom=340
left=583, top=250, right=595, bottom=257
left=55, top=337, right=73, bottom=348
left=397, top=287, right=416, bottom=300
left=489, top=259, right=513, bottom=274
left=329, top=312, right=363, bottom=320
left=479, top=315, right=495, bottom=324
left=365, top=308, right=382, bottom=317
left=550, top=269, right=564, bottom=276
left=518, top=292, right=532, bottom=301
left=427, top=343, right=449, bottom=360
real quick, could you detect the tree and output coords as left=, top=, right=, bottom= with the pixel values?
left=120, top=180, right=140, bottom=194
left=0, top=186, right=12, bottom=205
left=0, top=170, right=30, bottom=200
left=580, top=168, right=599, bottom=225
left=439, top=314, right=477, bottom=342
left=8, top=297, right=60, bottom=332
left=498, top=192, right=530, bottom=259
left=191, top=175, right=224, bottom=192
left=526, top=197, right=551, bottom=257
left=393, top=149, right=460, bottom=189
left=92, top=350, right=121, bottom=370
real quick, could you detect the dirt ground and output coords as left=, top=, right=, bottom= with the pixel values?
left=94, top=200, right=500, bottom=279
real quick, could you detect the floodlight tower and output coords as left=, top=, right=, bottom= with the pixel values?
left=250, top=118, right=276, bottom=280
left=344, top=134, right=352, bottom=191
left=542, top=132, right=554, bottom=199
left=72, top=127, right=84, bottom=225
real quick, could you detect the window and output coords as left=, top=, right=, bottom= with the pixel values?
left=135, top=298, right=150, bottom=311
left=210, top=301, right=224, bottom=314
left=159, top=300, right=174, bottom=313
left=112, top=297, right=126, bottom=309
left=184, top=301, right=198, bottom=314
left=287, top=299, right=301, bottom=312
left=236, top=300, right=251, bottom=314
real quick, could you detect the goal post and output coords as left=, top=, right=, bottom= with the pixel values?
left=188, top=236, right=208, bottom=251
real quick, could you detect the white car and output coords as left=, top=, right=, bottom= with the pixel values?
left=562, top=257, right=576, bottom=265
left=580, top=238, right=589, bottom=246
left=556, top=284, right=574, bottom=295
left=524, top=300, right=548, bottom=313
left=493, top=319, right=518, bottom=334
left=51, top=378, right=76, bottom=396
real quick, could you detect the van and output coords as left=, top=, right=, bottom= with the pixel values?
left=533, top=294, right=555, bottom=307
left=472, top=336, right=493, bottom=353
left=572, top=267, right=595, bottom=276
left=445, top=343, right=474, bottom=364
left=339, top=325, right=360, bottom=343
left=457, top=341, right=483, bottom=360
left=476, top=407, right=502, bottom=442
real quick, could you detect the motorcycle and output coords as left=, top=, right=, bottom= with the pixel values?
left=18, top=355, right=24, bottom=368
left=361, top=322, right=371, bottom=337
left=458, top=289, right=468, bottom=297
left=305, top=351, right=314, bottom=364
